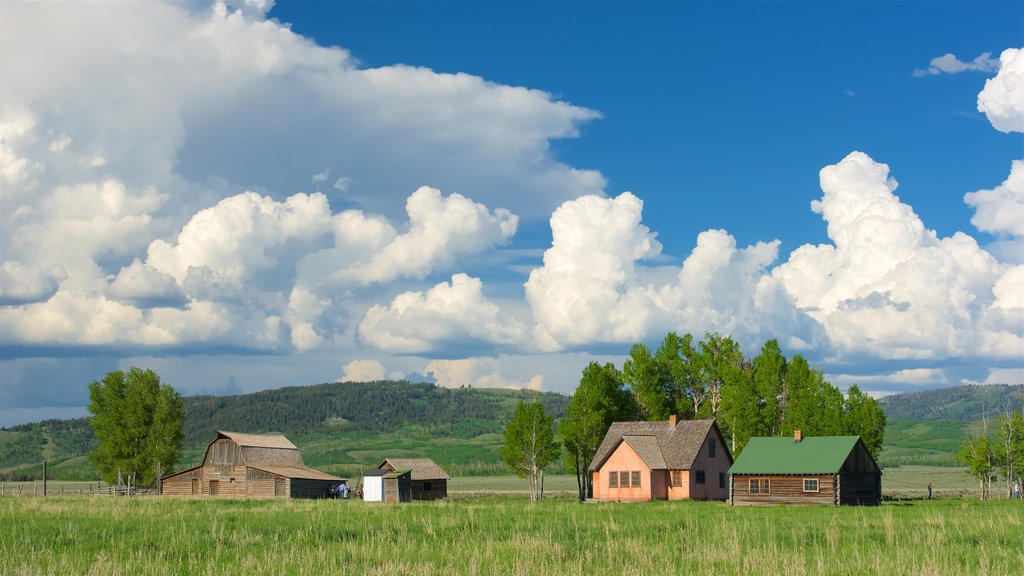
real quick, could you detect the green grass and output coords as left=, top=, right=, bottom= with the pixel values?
left=878, top=419, right=968, bottom=467
left=2, top=495, right=1021, bottom=575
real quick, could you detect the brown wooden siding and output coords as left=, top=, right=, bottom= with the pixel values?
left=410, top=479, right=447, bottom=500
left=731, top=474, right=837, bottom=506
left=204, top=439, right=242, bottom=466
left=838, top=472, right=881, bottom=505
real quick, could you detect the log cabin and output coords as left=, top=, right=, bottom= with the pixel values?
left=589, top=417, right=733, bottom=501
left=728, top=430, right=881, bottom=506
left=161, top=431, right=346, bottom=498
left=377, top=458, right=450, bottom=500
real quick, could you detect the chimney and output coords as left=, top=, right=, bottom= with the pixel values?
left=794, top=429, right=803, bottom=443
left=669, top=414, right=678, bottom=427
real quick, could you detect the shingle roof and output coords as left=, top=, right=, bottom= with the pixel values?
left=379, top=458, right=450, bottom=480
left=728, top=436, right=862, bottom=475
left=588, top=419, right=724, bottom=472
left=363, top=468, right=411, bottom=478
left=217, top=431, right=298, bottom=450
left=248, top=465, right=346, bottom=481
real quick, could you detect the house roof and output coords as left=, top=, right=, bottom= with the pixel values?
left=588, top=419, right=726, bottom=472
left=363, top=468, right=411, bottom=478
left=378, top=458, right=450, bottom=480
left=728, top=436, right=863, bottom=475
left=217, top=431, right=298, bottom=450
left=248, top=465, right=346, bottom=481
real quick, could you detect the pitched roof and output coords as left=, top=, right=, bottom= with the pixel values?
left=588, top=419, right=725, bottom=472
left=727, top=436, right=862, bottom=475
left=379, top=458, right=450, bottom=480
left=217, top=431, right=298, bottom=450
left=248, top=465, right=346, bottom=481
left=363, top=468, right=411, bottom=478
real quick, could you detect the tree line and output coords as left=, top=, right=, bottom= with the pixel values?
left=956, top=408, right=1023, bottom=499
left=510, top=332, right=887, bottom=501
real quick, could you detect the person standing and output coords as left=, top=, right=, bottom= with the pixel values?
left=927, top=482, right=932, bottom=499
left=1014, top=481, right=1020, bottom=500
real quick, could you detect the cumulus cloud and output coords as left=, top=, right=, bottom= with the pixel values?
left=977, top=48, right=1024, bottom=133
left=108, top=259, right=188, bottom=308
left=913, top=52, right=1001, bottom=77
left=424, top=357, right=543, bottom=391
left=0, top=261, right=66, bottom=305
left=964, top=160, right=1024, bottom=237
left=359, top=274, right=525, bottom=353
left=338, top=359, right=386, bottom=382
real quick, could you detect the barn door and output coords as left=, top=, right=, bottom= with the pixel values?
left=209, top=480, right=219, bottom=496
left=191, top=479, right=198, bottom=495
left=275, top=478, right=285, bottom=497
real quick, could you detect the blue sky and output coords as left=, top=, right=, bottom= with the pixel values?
left=1, top=0, right=1022, bottom=426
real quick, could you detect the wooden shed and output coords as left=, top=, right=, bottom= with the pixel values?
left=161, top=431, right=346, bottom=499
left=377, top=458, right=450, bottom=500
left=589, top=417, right=733, bottom=502
left=362, top=468, right=412, bottom=503
left=728, top=431, right=881, bottom=506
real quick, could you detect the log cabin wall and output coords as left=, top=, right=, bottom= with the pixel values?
left=410, top=480, right=447, bottom=500
left=731, top=474, right=836, bottom=506
left=161, top=468, right=201, bottom=495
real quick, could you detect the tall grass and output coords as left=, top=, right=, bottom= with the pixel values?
left=1, top=496, right=1020, bottom=575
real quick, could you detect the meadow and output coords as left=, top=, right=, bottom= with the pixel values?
left=2, top=491, right=1022, bottom=576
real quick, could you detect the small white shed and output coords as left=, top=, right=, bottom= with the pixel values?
left=361, top=468, right=411, bottom=503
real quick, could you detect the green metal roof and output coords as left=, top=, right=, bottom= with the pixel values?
left=728, top=436, right=861, bottom=475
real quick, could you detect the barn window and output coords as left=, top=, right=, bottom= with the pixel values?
left=695, top=470, right=706, bottom=484
left=803, top=478, right=819, bottom=492
left=709, top=438, right=716, bottom=458
left=719, top=472, right=726, bottom=489
left=423, top=481, right=433, bottom=492
left=631, top=471, right=641, bottom=487
left=620, top=471, right=629, bottom=487
left=671, top=470, right=682, bottom=487
left=609, top=472, right=618, bottom=488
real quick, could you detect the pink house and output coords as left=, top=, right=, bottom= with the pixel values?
left=589, top=417, right=732, bottom=501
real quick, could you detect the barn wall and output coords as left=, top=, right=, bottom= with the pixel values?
left=687, top=427, right=731, bottom=501
left=204, top=439, right=243, bottom=467
left=162, top=468, right=201, bottom=496
left=290, top=479, right=334, bottom=499
left=731, top=474, right=836, bottom=506
left=410, top=480, right=447, bottom=500
left=838, top=472, right=881, bottom=505
left=592, top=442, right=653, bottom=501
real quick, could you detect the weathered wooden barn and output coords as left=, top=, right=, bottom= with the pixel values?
left=161, top=431, right=345, bottom=498
left=728, top=431, right=881, bottom=506
left=362, top=468, right=412, bottom=503
left=589, top=417, right=733, bottom=502
left=377, top=458, right=450, bottom=500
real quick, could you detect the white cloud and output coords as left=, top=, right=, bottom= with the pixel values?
left=977, top=48, right=1024, bottom=133
left=964, top=160, right=1024, bottom=236
left=913, top=52, right=1001, bottom=77
left=0, top=261, right=67, bottom=305
left=424, top=357, right=543, bottom=391
left=338, top=359, right=386, bottom=382
left=829, top=368, right=948, bottom=387
left=108, top=259, right=187, bottom=307
left=965, top=367, right=1024, bottom=385
left=358, top=274, right=525, bottom=353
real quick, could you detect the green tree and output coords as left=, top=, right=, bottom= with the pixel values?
left=622, top=343, right=668, bottom=420
left=751, top=339, right=787, bottom=436
left=695, top=333, right=743, bottom=418
left=719, top=359, right=757, bottom=454
left=994, top=409, right=1024, bottom=498
left=88, top=367, right=184, bottom=487
left=843, top=385, right=886, bottom=460
left=559, top=362, right=633, bottom=500
left=653, top=332, right=698, bottom=419
left=957, top=430, right=997, bottom=500
left=502, top=401, right=561, bottom=502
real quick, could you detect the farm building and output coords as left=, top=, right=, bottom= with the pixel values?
left=161, top=431, right=346, bottom=499
left=589, top=417, right=733, bottom=501
left=376, top=458, right=450, bottom=500
left=728, top=431, right=881, bottom=506
left=362, top=468, right=412, bottom=503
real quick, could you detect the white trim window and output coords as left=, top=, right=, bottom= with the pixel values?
left=803, top=478, right=820, bottom=492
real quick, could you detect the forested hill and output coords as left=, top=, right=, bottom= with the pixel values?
left=0, top=381, right=570, bottom=479
left=878, top=384, right=1023, bottom=421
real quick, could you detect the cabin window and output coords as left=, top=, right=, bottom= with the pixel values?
left=803, top=478, right=819, bottom=492
left=423, top=481, right=432, bottom=492
left=709, top=438, right=716, bottom=458
left=749, top=478, right=770, bottom=495
left=619, top=471, right=630, bottom=487
left=631, top=471, right=641, bottom=487
left=695, top=470, right=706, bottom=484
left=671, top=470, right=682, bottom=487
left=719, top=472, right=726, bottom=489
left=609, top=472, right=618, bottom=488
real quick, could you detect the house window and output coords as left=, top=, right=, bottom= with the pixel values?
left=619, top=471, right=630, bottom=487
left=671, top=470, right=682, bottom=487
left=803, top=478, right=819, bottom=492
left=423, top=481, right=433, bottom=492
left=609, top=472, right=618, bottom=488
left=719, top=472, right=726, bottom=489
left=631, top=471, right=641, bottom=487
left=748, top=478, right=770, bottom=495
left=709, top=438, right=716, bottom=458
left=695, top=470, right=706, bottom=484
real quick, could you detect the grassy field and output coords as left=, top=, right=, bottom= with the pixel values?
left=2, top=495, right=1022, bottom=575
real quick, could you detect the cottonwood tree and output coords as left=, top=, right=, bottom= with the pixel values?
left=843, top=385, right=887, bottom=460
left=88, top=367, right=184, bottom=486
left=995, top=409, right=1024, bottom=498
left=559, top=362, right=634, bottom=500
left=622, top=343, right=667, bottom=420
left=502, top=401, right=561, bottom=502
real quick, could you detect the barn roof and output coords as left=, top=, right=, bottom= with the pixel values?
left=217, top=431, right=298, bottom=450
left=728, top=436, right=863, bottom=475
left=378, top=458, right=450, bottom=480
left=588, top=419, right=727, bottom=472
left=248, top=465, right=346, bottom=481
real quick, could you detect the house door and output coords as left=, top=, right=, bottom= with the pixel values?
left=209, top=480, right=219, bottom=496
left=191, top=479, right=198, bottom=494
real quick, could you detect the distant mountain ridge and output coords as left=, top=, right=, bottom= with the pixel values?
left=878, top=384, right=1023, bottom=422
